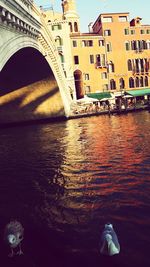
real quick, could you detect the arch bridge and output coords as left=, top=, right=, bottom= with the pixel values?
left=0, top=0, right=72, bottom=124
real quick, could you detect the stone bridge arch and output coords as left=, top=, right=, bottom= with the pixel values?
left=0, top=34, right=72, bottom=124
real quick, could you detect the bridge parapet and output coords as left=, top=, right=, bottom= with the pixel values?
left=0, top=0, right=41, bottom=35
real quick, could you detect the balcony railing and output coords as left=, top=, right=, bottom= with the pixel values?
left=96, top=61, right=107, bottom=68
left=135, top=48, right=143, bottom=53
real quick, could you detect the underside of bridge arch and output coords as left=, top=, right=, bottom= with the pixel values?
left=0, top=47, right=65, bottom=124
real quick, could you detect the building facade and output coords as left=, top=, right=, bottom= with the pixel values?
left=43, top=0, right=150, bottom=100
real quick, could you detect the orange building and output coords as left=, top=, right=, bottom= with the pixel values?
left=92, top=13, right=150, bottom=92
left=44, top=1, right=150, bottom=100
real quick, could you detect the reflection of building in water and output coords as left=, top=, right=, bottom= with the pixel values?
left=42, top=1, right=150, bottom=100
left=31, top=114, right=147, bottom=232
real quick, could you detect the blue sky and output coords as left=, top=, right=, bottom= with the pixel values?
left=34, top=0, right=150, bottom=32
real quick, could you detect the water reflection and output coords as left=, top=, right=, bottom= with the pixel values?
left=0, top=112, right=150, bottom=266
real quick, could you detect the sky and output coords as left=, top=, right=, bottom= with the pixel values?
left=34, top=0, right=150, bottom=32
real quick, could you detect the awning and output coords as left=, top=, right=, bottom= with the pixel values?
left=87, top=92, right=112, bottom=100
left=74, top=96, right=99, bottom=104
left=125, top=88, right=150, bottom=97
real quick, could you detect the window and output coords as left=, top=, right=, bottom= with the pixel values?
left=84, top=73, right=89, bottom=80
left=55, top=36, right=63, bottom=46
left=99, top=40, right=104, bottom=46
left=69, top=22, right=73, bottom=32
left=127, top=59, right=132, bottom=71
left=108, top=62, right=115, bottom=72
left=125, top=41, right=130, bottom=51
left=104, top=29, right=111, bottom=36
left=141, top=40, right=146, bottom=49
left=73, top=40, right=77, bottom=47
left=52, top=24, right=62, bottom=31
left=59, top=54, right=65, bottom=63
left=145, top=58, right=149, bottom=72
left=135, top=59, right=140, bottom=73
left=129, top=77, right=134, bottom=88
left=96, top=54, right=101, bottom=67
left=64, top=71, right=67, bottom=78
left=131, top=40, right=137, bottom=50
left=146, top=40, right=150, bottom=49
left=85, top=86, right=91, bottom=94
left=74, top=55, right=79, bottom=64
left=140, top=59, right=144, bottom=72
left=74, top=22, right=78, bottom=32
left=140, top=76, right=144, bottom=87
left=124, top=28, right=129, bottom=35
left=102, top=84, right=109, bottom=91
left=106, top=42, right=112, bottom=52
left=145, top=76, right=148, bottom=86
left=81, top=40, right=93, bottom=47
left=140, top=29, right=145, bottom=34
left=119, top=78, right=125, bottom=89
left=90, top=55, right=94, bottom=64
left=135, top=77, right=140, bottom=87
left=101, top=72, right=107, bottom=79
left=101, top=54, right=106, bottom=66
left=82, top=40, right=87, bottom=47
left=110, top=79, right=116, bottom=90
left=102, top=17, right=113, bottom=23
left=146, top=29, right=150, bottom=34
left=119, top=16, right=127, bottom=22
left=87, top=40, right=93, bottom=46
left=131, top=30, right=135, bottom=35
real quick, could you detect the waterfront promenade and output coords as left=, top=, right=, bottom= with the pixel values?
left=70, top=97, right=150, bottom=119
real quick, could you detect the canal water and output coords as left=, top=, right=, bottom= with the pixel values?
left=0, top=111, right=150, bottom=267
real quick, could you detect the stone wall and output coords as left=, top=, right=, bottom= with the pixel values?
left=0, top=76, right=65, bottom=124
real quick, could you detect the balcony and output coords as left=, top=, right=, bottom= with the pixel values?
left=135, top=48, right=143, bottom=53
left=95, top=61, right=107, bottom=68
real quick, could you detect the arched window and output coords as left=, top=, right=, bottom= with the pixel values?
left=145, top=58, right=149, bottom=72
left=135, top=77, right=140, bottom=87
left=74, top=22, right=78, bottom=32
left=146, top=40, right=150, bottom=49
left=142, top=40, right=147, bottom=49
left=137, top=40, right=142, bottom=50
left=129, top=77, right=134, bottom=88
left=145, top=76, right=148, bottom=86
left=127, top=59, right=132, bottom=71
left=140, top=76, right=144, bottom=87
left=69, top=22, right=73, bottom=32
left=119, top=78, right=125, bottom=89
left=140, top=59, right=144, bottom=72
left=110, top=79, right=116, bottom=90
left=55, top=36, right=63, bottom=46
left=135, top=59, right=139, bottom=73
left=131, top=40, right=136, bottom=50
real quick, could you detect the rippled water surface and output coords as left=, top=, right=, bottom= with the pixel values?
left=0, top=111, right=150, bottom=267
